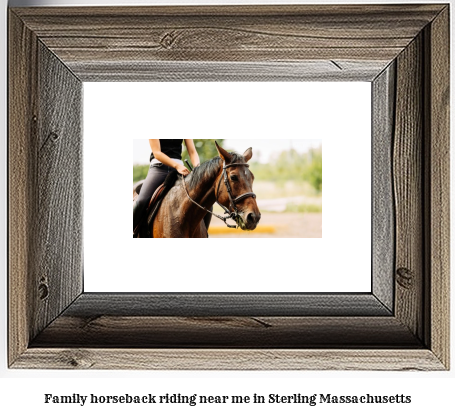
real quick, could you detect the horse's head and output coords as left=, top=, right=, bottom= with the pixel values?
left=215, top=142, right=261, bottom=231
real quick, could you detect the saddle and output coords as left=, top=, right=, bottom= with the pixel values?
left=133, top=170, right=178, bottom=238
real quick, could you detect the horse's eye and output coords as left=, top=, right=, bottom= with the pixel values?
left=230, top=175, right=238, bottom=182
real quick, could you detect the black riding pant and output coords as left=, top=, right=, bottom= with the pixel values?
left=133, top=163, right=172, bottom=231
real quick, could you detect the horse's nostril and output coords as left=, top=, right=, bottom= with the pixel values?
left=247, top=213, right=260, bottom=224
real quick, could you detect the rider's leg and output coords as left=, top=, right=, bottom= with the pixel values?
left=133, top=163, right=170, bottom=231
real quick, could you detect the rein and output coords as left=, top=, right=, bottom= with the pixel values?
left=180, top=160, right=256, bottom=229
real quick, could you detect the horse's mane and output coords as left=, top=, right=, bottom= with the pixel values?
left=186, top=152, right=244, bottom=188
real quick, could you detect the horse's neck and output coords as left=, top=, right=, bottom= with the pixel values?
left=181, top=160, right=222, bottom=227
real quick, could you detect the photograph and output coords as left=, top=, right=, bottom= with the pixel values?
left=133, top=139, right=322, bottom=238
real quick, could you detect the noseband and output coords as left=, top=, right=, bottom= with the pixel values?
left=181, top=160, right=257, bottom=229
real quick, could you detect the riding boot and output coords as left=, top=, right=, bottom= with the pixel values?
left=133, top=201, right=144, bottom=237
left=133, top=201, right=139, bottom=231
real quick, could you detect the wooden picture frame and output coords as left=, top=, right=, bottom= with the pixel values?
left=8, top=4, right=449, bottom=370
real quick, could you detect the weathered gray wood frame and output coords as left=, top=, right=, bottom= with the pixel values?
left=8, top=5, right=449, bottom=370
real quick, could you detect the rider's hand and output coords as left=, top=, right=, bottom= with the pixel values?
left=176, top=164, right=190, bottom=176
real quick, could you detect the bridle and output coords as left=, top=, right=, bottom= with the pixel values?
left=181, top=160, right=256, bottom=229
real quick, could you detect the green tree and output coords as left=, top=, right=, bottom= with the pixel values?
left=133, top=164, right=149, bottom=183
left=303, top=147, right=322, bottom=192
left=249, top=145, right=322, bottom=193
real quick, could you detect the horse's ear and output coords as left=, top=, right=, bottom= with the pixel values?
left=243, top=147, right=253, bottom=162
left=215, top=141, right=232, bottom=164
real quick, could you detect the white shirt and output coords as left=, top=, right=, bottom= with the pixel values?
left=151, top=158, right=184, bottom=166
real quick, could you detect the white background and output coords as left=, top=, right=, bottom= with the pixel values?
left=1, top=0, right=454, bottom=414
left=84, top=82, right=371, bottom=292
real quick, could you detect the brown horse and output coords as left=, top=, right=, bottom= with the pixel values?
left=135, top=142, right=261, bottom=238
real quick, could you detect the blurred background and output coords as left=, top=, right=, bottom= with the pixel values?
left=133, top=139, right=322, bottom=238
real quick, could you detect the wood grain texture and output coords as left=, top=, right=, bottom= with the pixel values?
left=65, top=293, right=391, bottom=317
left=372, top=63, right=395, bottom=312
left=31, top=316, right=420, bottom=349
left=393, top=34, right=424, bottom=341
left=31, top=294, right=418, bottom=350
left=13, top=349, right=445, bottom=371
left=11, top=5, right=444, bottom=80
left=72, top=60, right=387, bottom=82
left=32, top=43, right=84, bottom=339
left=424, top=6, right=450, bottom=369
left=8, top=11, right=38, bottom=366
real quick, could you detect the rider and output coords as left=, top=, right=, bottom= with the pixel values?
left=133, top=139, right=200, bottom=232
